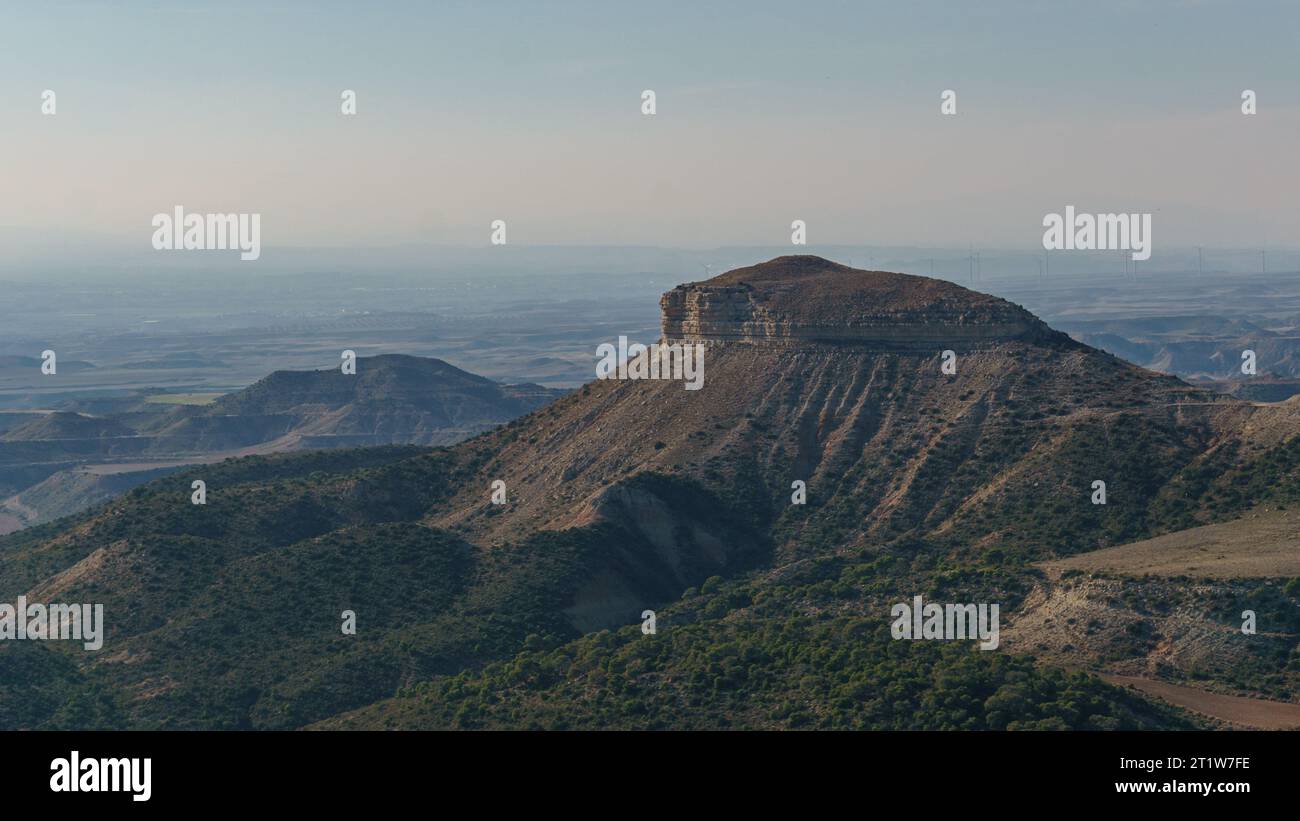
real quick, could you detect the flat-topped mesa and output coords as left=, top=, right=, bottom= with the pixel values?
left=660, top=255, right=1063, bottom=349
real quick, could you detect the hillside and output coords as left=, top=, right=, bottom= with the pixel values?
left=145, top=354, right=565, bottom=448
left=0, top=412, right=136, bottom=442
left=0, top=466, right=177, bottom=531
left=2, top=256, right=1296, bottom=730
left=425, top=257, right=1245, bottom=564
left=0, top=355, right=565, bottom=528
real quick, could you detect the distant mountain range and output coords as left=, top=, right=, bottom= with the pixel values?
left=1060, top=315, right=1300, bottom=394
left=0, top=355, right=565, bottom=530
left=2, top=257, right=1297, bottom=731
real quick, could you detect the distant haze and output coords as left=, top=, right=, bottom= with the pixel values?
left=2, top=0, right=1298, bottom=263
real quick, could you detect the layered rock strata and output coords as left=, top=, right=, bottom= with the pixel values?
left=660, top=255, right=1062, bottom=349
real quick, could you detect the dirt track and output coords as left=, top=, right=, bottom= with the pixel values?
left=1104, top=675, right=1300, bottom=730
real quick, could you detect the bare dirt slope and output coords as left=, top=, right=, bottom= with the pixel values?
left=1104, top=675, right=1300, bottom=730
left=1006, top=512, right=1300, bottom=716
left=1041, top=509, right=1300, bottom=579
left=427, top=256, right=1246, bottom=564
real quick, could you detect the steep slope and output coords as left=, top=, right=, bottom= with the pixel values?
left=0, top=448, right=760, bottom=729
left=1, top=466, right=177, bottom=530
left=425, top=257, right=1244, bottom=565
left=3, top=257, right=1297, bottom=730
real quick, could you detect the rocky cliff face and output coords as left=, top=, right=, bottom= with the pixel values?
left=428, top=256, right=1229, bottom=561
left=661, top=255, right=1065, bottom=349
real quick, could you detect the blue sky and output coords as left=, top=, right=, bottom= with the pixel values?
left=2, top=0, right=1297, bottom=251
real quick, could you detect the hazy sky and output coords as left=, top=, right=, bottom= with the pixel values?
left=3, top=0, right=1298, bottom=253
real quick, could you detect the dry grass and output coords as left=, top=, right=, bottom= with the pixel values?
left=1041, top=509, right=1300, bottom=579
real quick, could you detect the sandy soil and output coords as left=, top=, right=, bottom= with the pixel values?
left=1103, top=674, right=1300, bottom=730
left=1042, top=510, right=1300, bottom=579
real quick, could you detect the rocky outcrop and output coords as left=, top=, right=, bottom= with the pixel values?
left=661, top=255, right=1064, bottom=349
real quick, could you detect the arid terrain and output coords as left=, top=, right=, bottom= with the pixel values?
left=1042, top=509, right=1300, bottom=579
left=0, top=355, right=564, bottom=531
left=4, top=256, right=1297, bottom=731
